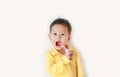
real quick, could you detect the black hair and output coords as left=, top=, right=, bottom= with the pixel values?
left=50, top=18, right=72, bottom=34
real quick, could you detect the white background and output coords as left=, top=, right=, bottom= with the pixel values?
left=0, top=0, right=120, bottom=77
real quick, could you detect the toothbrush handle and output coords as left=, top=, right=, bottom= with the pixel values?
left=61, top=45, right=73, bottom=56
left=61, top=45, right=67, bottom=50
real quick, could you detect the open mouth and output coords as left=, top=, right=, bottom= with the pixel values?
left=56, top=41, right=62, bottom=46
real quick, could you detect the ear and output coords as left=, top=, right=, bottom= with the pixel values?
left=68, top=35, right=71, bottom=41
left=48, top=34, right=51, bottom=40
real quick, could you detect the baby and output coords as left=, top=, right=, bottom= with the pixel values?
left=46, top=18, right=84, bottom=77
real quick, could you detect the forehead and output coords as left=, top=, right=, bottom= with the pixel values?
left=51, top=24, right=68, bottom=32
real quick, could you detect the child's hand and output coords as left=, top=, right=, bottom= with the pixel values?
left=64, top=49, right=73, bottom=59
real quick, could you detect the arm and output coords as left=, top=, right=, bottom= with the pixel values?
left=46, top=52, right=71, bottom=75
left=76, top=53, right=85, bottom=77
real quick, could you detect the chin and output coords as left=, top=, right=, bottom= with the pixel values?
left=54, top=46, right=62, bottom=50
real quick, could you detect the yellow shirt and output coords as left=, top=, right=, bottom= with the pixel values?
left=46, top=45, right=84, bottom=77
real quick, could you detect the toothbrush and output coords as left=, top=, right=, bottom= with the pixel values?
left=56, top=42, right=73, bottom=56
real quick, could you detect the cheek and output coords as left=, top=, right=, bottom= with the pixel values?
left=51, top=36, right=56, bottom=42
left=61, top=36, right=69, bottom=42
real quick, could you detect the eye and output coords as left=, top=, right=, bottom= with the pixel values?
left=61, top=33, right=65, bottom=36
left=53, top=33, right=57, bottom=35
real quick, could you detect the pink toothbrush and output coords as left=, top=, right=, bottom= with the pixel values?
left=56, top=42, right=73, bottom=56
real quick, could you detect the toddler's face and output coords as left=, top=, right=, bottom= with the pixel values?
left=49, top=24, right=71, bottom=50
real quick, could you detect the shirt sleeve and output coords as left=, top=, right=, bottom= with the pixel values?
left=46, top=52, right=71, bottom=75
left=76, top=52, right=85, bottom=77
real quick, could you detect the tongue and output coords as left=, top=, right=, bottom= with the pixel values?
left=56, top=42, right=62, bottom=46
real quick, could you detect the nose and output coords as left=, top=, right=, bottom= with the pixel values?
left=56, top=34, right=61, bottom=40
